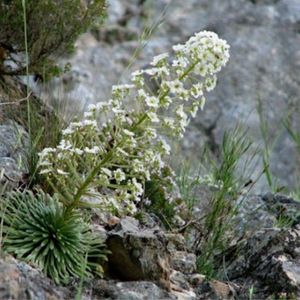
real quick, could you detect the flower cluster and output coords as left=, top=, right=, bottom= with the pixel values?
left=39, top=31, right=230, bottom=215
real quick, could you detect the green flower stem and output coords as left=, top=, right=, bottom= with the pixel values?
left=67, top=148, right=115, bottom=211
left=179, top=59, right=200, bottom=81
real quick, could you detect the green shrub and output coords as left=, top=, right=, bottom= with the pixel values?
left=0, top=0, right=106, bottom=78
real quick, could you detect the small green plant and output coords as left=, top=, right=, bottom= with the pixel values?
left=274, top=214, right=294, bottom=229
left=144, top=166, right=178, bottom=228
left=38, top=31, right=230, bottom=216
left=0, top=190, right=107, bottom=284
left=248, top=285, right=255, bottom=300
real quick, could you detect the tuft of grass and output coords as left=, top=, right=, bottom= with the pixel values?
left=194, top=127, right=254, bottom=278
left=0, top=190, right=108, bottom=284
left=274, top=214, right=294, bottom=229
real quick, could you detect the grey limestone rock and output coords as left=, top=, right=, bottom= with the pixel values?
left=225, top=225, right=300, bottom=298
left=0, top=256, right=69, bottom=300
left=106, top=217, right=170, bottom=282
left=0, top=122, right=28, bottom=189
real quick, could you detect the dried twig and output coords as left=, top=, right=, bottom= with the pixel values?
left=0, top=91, right=32, bottom=106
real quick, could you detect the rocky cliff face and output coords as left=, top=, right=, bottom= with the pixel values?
left=35, top=0, right=300, bottom=192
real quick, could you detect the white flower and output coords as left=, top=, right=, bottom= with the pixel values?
left=160, top=95, right=172, bottom=108
left=172, top=56, right=188, bottom=68
left=190, top=104, right=199, bottom=118
left=37, top=30, right=230, bottom=217
left=131, top=70, right=145, bottom=86
left=205, top=76, right=217, bottom=91
left=172, top=43, right=185, bottom=52
left=116, top=148, right=128, bottom=157
left=112, top=84, right=135, bottom=92
left=190, top=83, right=204, bottom=99
left=83, top=111, right=94, bottom=119
left=151, top=52, right=169, bottom=66
left=199, top=96, right=206, bottom=110
left=147, top=111, right=160, bottom=123
left=57, top=169, right=69, bottom=176
left=84, top=146, right=100, bottom=154
left=57, top=140, right=72, bottom=151
left=145, top=96, right=159, bottom=108
left=99, top=174, right=109, bottom=186
left=38, top=147, right=56, bottom=158
left=152, top=154, right=165, bottom=170
left=131, top=178, right=144, bottom=196
left=144, top=127, right=157, bottom=139
left=87, top=103, right=97, bottom=111
left=62, top=127, right=74, bottom=135
left=114, top=169, right=126, bottom=183
left=96, top=102, right=109, bottom=111
left=74, top=148, right=84, bottom=155
left=39, top=168, right=52, bottom=175
left=125, top=201, right=138, bottom=214
left=137, top=89, right=148, bottom=101
left=132, top=159, right=145, bottom=174
left=123, top=129, right=135, bottom=137
left=143, top=68, right=160, bottom=76
left=158, top=138, right=171, bottom=155
left=175, top=105, right=187, bottom=119
left=101, top=168, right=112, bottom=177
left=163, top=117, right=175, bottom=127
left=79, top=119, right=97, bottom=128
left=164, top=79, right=184, bottom=95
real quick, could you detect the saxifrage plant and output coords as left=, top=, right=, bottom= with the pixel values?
left=38, top=31, right=230, bottom=216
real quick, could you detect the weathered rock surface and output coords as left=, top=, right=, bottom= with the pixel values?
left=83, top=280, right=176, bottom=300
left=225, top=224, right=300, bottom=299
left=0, top=122, right=28, bottom=189
left=106, top=217, right=170, bottom=282
left=35, top=0, right=300, bottom=192
left=0, top=256, right=69, bottom=300
left=235, top=193, right=300, bottom=238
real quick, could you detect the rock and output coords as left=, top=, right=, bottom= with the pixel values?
left=262, top=192, right=300, bottom=225
left=225, top=224, right=300, bottom=298
left=84, top=280, right=176, bottom=300
left=0, top=256, right=69, bottom=300
left=235, top=193, right=300, bottom=238
left=166, top=233, right=186, bottom=252
left=170, top=251, right=197, bottom=274
left=0, top=122, right=28, bottom=189
left=192, top=277, right=237, bottom=300
left=234, top=194, right=277, bottom=237
left=106, top=217, right=171, bottom=282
